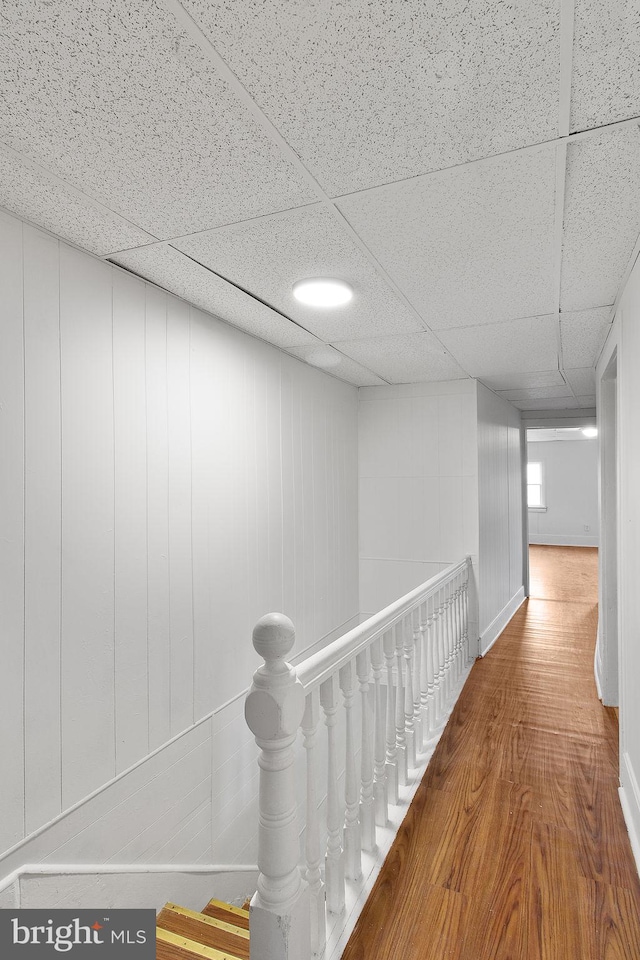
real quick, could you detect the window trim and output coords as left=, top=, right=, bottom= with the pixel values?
left=527, top=460, right=546, bottom=511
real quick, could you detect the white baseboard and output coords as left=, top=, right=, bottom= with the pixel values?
left=528, top=535, right=599, bottom=547
left=480, top=587, right=526, bottom=657
left=0, top=863, right=258, bottom=912
left=620, top=752, right=640, bottom=880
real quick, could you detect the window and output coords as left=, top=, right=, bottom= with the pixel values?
left=527, top=461, right=545, bottom=510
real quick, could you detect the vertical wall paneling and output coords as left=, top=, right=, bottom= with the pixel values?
left=167, top=298, right=194, bottom=735
left=23, top=226, right=62, bottom=831
left=281, top=367, right=297, bottom=632
left=59, top=245, right=115, bottom=807
left=600, top=260, right=640, bottom=867
left=113, top=270, right=149, bottom=772
left=266, top=350, right=283, bottom=618
left=0, top=212, right=25, bottom=850
left=476, top=383, right=525, bottom=650
left=145, top=286, right=171, bottom=750
left=0, top=211, right=360, bottom=866
left=358, top=382, right=479, bottom=620
left=190, top=309, right=219, bottom=721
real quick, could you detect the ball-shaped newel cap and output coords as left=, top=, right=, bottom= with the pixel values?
left=252, top=613, right=296, bottom=663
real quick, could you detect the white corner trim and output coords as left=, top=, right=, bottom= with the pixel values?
left=480, top=587, right=526, bottom=657
left=619, top=752, right=640, bottom=880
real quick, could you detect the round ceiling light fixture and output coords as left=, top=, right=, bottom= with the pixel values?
left=582, top=426, right=598, bottom=438
left=292, top=278, right=353, bottom=308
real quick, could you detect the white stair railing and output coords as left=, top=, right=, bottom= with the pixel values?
left=245, top=557, right=472, bottom=960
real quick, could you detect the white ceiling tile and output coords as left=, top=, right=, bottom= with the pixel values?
left=577, top=395, right=597, bottom=407
left=560, top=306, right=612, bottom=368
left=334, top=333, right=468, bottom=384
left=511, top=397, right=582, bottom=411
left=0, top=149, right=154, bottom=256
left=337, top=148, right=557, bottom=329
left=438, top=315, right=559, bottom=378
left=175, top=206, right=423, bottom=343
left=564, top=367, right=596, bottom=395
left=285, top=345, right=386, bottom=387
left=561, top=126, right=640, bottom=311
left=111, top=245, right=316, bottom=348
left=481, top=370, right=567, bottom=391
left=0, top=0, right=315, bottom=238
left=183, top=0, right=560, bottom=195
left=497, top=385, right=573, bottom=402
left=571, top=0, right=640, bottom=131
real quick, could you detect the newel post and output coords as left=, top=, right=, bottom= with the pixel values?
left=245, top=613, right=311, bottom=960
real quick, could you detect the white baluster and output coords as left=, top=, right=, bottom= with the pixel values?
left=430, top=591, right=441, bottom=726
left=370, top=636, right=388, bottom=825
left=339, top=661, right=361, bottom=882
left=402, top=616, right=416, bottom=770
left=455, top=576, right=464, bottom=680
left=445, top=581, right=455, bottom=703
left=463, top=571, right=470, bottom=664
left=418, top=600, right=430, bottom=751
left=436, top=587, right=446, bottom=720
left=301, top=690, right=326, bottom=957
left=245, top=614, right=310, bottom=960
left=411, top=607, right=423, bottom=755
left=320, top=673, right=345, bottom=915
left=394, top=622, right=408, bottom=786
left=356, top=648, right=376, bottom=852
left=382, top=630, right=399, bottom=805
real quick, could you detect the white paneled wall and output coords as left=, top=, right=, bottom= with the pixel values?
left=477, top=383, right=525, bottom=653
left=358, top=381, right=479, bottom=642
left=599, top=258, right=640, bottom=874
left=0, top=719, right=214, bottom=882
left=527, top=439, right=599, bottom=546
left=0, top=210, right=359, bottom=870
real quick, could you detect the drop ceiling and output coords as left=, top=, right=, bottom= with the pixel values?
left=2, top=0, right=639, bottom=410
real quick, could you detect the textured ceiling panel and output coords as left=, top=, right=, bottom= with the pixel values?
left=0, top=149, right=154, bottom=256
left=561, top=126, right=640, bottom=311
left=571, top=0, right=640, bottom=131
left=560, top=306, right=612, bottom=368
left=437, top=315, right=559, bottom=378
left=512, top=396, right=582, bottom=410
left=285, top=345, right=386, bottom=387
left=335, top=332, right=468, bottom=384
left=481, top=370, right=567, bottom=391
left=497, top=385, right=573, bottom=402
left=578, top=395, right=597, bottom=407
left=175, top=206, right=423, bottom=343
left=183, top=0, right=560, bottom=195
left=0, top=0, right=315, bottom=238
left=111, top=245, right=315, bottom=348
left=564, top=366, right=596, bottom=396
left=337, top=148, right=557, bottom=329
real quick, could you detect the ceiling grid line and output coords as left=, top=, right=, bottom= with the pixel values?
left=2, top=0, right=638, bottom=399
left=156, top=0, right=473, bottom=378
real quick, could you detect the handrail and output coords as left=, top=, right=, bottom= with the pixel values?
left=245, top=554, right=473, bottom=960
left=297, top=557, right=470, bottom=691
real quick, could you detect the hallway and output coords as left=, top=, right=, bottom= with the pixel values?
left=342, top=546, right=640, bottom=959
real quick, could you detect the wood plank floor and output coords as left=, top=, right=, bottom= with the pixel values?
left=342, top=545, right=640, bottom=960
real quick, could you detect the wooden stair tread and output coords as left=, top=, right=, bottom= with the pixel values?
left=157, top=904, right=249, bottom=960
left=200, top=899, right=250, bottom=931
left=156, top=927, right=243, bottom=960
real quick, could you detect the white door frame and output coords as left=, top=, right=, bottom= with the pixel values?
left=597, top=350, right=619, bottom=705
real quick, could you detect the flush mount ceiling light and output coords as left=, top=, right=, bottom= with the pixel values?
left=582, top=426, right=598, bottom=438
left=292, top=278, right=353, bottom=308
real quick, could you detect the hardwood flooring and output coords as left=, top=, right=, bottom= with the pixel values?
left=341, top=545, right=640, bottom=960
